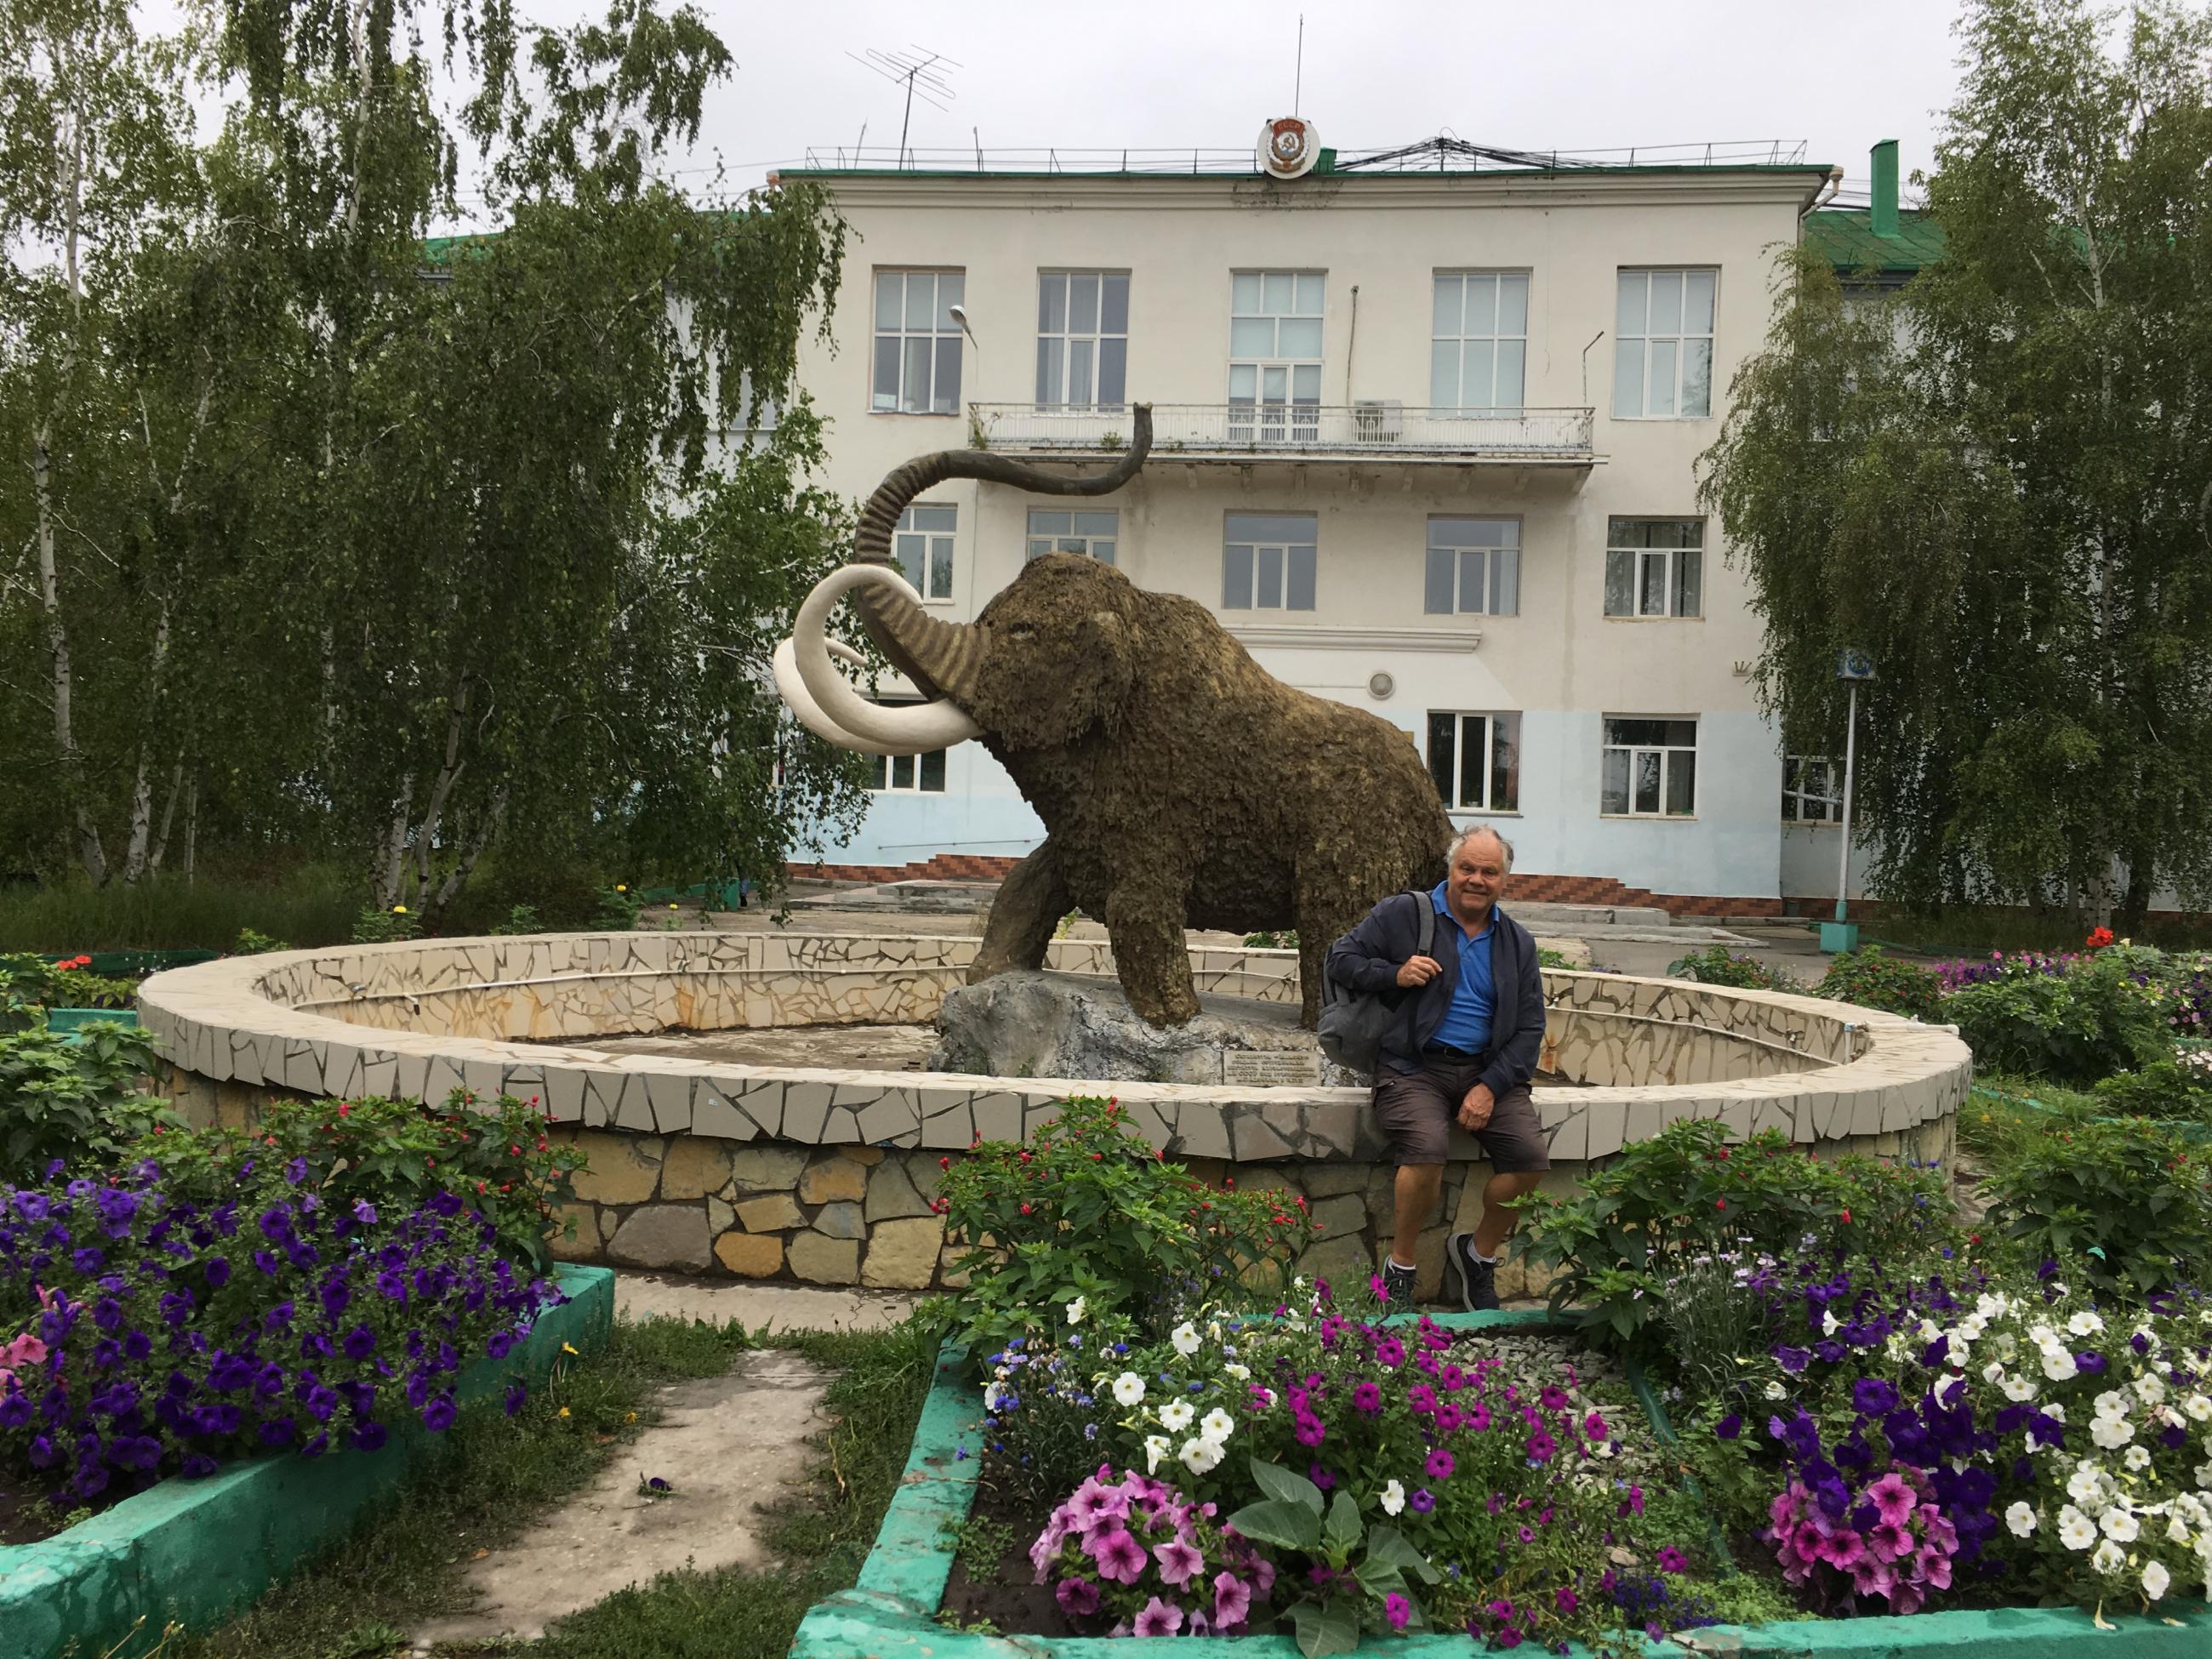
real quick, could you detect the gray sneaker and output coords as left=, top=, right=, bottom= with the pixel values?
left=1446, top=1232, right=1499, bottom=1311
left=1378, top=1259, right=1417, bottom=1308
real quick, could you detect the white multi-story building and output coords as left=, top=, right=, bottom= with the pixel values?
left=775, top=132, right=1901, bottom=913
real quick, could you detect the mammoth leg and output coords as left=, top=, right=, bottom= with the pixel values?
left=1107, top=865, right=1199, bottom=1028
left=1294, top=861, right=1371, bottom=1031
left=969, top=840, right=1072, bottom=984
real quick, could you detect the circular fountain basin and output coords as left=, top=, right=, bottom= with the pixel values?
left=139, top=932, right=1971, bottom=1295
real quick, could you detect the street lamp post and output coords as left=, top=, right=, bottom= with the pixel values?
left=1821, top=650, right=1876, bottom=954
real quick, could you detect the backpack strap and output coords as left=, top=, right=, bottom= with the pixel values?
left=1412, top=890, right=1435, bottom=960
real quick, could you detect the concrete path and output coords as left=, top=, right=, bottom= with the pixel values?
left=412, top=1348, right=834, bottom=1648
left=614, top=1270, right=923, bottom=1333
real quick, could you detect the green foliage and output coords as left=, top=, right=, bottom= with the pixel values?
left=488, top=904, right=544, bottom=936
left=231, top=926, right=288, bottom=955
left=1981, top=1114, right=2212, bottom=1295
left=0, top=952, right=136, bottom=1012
left=2091, top=1057, right=2212, bottom=1121
left=1666, top=944, right=1799, bottom=992
left=1243, top=927, right=1299, bottom=949
left=350, top=904, right=425, bottom=945
left=926, top=1095, right=1303, bottom=1359
left=590, top=884, right=644, bottom=933
left=1536, top=946, right=1576, bottom=970
left=1698, top=0, right=2212, bottom=927
left=1228, top=1458, right=1439, bottom=1656
left=145, top=1091, right=587, bottom=1272
left=1514, top=1118, right=1958, bottom=1358
left=0, top=1018, right=178, bottom=1182
left=0, top=867, right=359, bottom=954
left=1814, top=946, right=1943, bottom=1020
left=1944, top=946, right=2175, bottom=1083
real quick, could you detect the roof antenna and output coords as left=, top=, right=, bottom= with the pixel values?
left=1293, top=14, right=1305, bottom=115
left=846, top=46, right=960, bottom=168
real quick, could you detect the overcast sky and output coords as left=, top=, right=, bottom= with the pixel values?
left=133, top=0, right=1972, bottom=225
left=455, top=0, right=1969, bottom=223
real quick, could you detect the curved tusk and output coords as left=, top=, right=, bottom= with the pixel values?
left=787, top=565, right=984, bottom=753
left=773, top=639, right=909, bottom=757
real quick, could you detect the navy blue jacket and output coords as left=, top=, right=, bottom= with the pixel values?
left=1324, top=893, right=1546, bottom=1096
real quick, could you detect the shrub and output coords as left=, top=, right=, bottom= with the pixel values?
left=1944, top=947, right=2174, bottom=1084
left=928, top=1096, right=1301, bottom=1359
left=1979, top=1115, right=2212, bottom=1294
left=589, top=883, right=642, bottom=932
left=1814, top=947, right=1943, bottom=1021
left=1028, top=1467, right=1278, bottom=1638
left=145, top=1091, right=586, bottom=1273
left=1667, top=945, right=1800, bottom=992
left=351, top=904, right=424, bottom=945
left=0, top=1157, right=558, bottom=1500
left=1241, top=928, right=1297, bottom=949
left=0, top=954, right=138, bottom=1013
left=231, top=926, right=289, bottom=955
left=0, top=1020, right=179, bottom=1183
left=1514, top=1119, right=1957, bottom=1357
left=2090, top=1057, right=2212, bottom=1121
left=488, top=904, right=544, bottom=936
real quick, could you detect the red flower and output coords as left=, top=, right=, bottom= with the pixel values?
left=1840, top=1207, right=1852, bottom=1223
left=2086, top=926, right=2115, bottom=949
left=1715, top=1199, right=1726, bottom=1210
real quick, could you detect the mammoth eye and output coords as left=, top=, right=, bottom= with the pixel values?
left=1006, top=622, right=1038, bottom=642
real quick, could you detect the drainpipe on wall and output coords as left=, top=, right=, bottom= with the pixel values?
left=1870, top=139, right=1901, bottom=238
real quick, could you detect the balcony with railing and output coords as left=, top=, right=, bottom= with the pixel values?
left=966, top=402, right=1596, bottom=466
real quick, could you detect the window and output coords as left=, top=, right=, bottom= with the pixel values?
left=1605, top=518, right=1703, bottom=619
left=1431, top=273, right=1529, bottom=410
left=1036, top=272, right=1128, bottom=410
left=1601, top=718, right=1698, bottom=817
left=866, top=711, right=949, bottom=793
left=1423, top=518, right=1520, bottom=617
left=1222, top=513, right=1316, bottom=611
left=1613, top=269, right=1715, bottom=419
left=1782, top=755, right=1843, bottom=823
left=1229, top=271, right=1324, bottom=442
left=896, top=504, right=957, bottom=601
left=872, top=270, right=965, bottom=413
left=1026, top=509, right=1117, bottom=564
left=1427, top=712, right=1520, bottom=811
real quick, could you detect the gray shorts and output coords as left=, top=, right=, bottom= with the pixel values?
left=1372, top=1057, right=1550, bottom=1171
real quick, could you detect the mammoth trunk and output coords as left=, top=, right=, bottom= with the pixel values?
left=846, top=406, right=1154, bottom=694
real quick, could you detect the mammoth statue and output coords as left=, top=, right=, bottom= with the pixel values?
left=775, top=405, right=1451, bottom=1029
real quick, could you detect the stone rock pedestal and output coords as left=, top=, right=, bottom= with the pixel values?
left=928, top=969, right=1367, bottom=1088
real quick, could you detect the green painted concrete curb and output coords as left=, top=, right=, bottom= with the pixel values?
left=41, top=1008, right=140, bottom=1034
left=0, top=1263, right=614, bottom=1659
left=791, top=1307, right=2211, bottom=1659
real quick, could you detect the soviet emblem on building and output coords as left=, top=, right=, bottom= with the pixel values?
left=1257, top=117, right=1321, bottom=179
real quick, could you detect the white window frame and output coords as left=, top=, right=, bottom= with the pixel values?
left=1426, top=711, right=1521, bottom=812
left=867, top=708, right=949, bottom=794
left=1601, top=717, right=1698, bottom=818
left=1222, top=512, right=1317, bottom=612
left=1613, top=269, right=1716, bottom=419
left=1035, top=271, right=1129, bottom=412
left=1025, top=508, right=1118, bottom=565
left=1424, top=518, right=1520, bottom=617
left=1430, top=272, right=1530, bottom=412
left=1228, top=271, right=1325, bottom=443
left=1605, top=518, right=1704, bottom=619
left=872, top=269, right=965, bottom=415
left=1782, top=755, right=1844, bottom=824
left=896, top=504, right=957, bottom=602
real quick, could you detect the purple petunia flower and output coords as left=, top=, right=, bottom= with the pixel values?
left=1057, top=1576, right=1102, bottom=1618
left=1714, top=1413, right=1742, bottom=1440
left=1426, top=1447, right=1456, bottom=1480
left=1410, top=1487, right=1434, bottom=1514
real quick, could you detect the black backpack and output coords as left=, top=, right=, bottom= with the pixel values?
left=1316, top=893, right=1435, bottom=1077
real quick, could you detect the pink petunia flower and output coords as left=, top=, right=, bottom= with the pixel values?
left=1152, top=1537, right=1204, bottom=1587
left=1133, top=1595, right=1184, bottom=1637
left=1055, top=1576, right=1101, bottom=1617
left=1213, top=1570, right=1253, bottom=1630
left=1425, top=1448, right=1456, bottom=1480
left=1866, top=1471, right=1916, bottom=1527
left=1384, top=1593, right=1411, bottom=1631
left=1867, top=1519, right=1914, bottom=1564
left=1086, top=1525, right=1149, bottom=1585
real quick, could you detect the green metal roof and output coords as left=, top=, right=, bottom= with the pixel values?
left=775, top=163, right=1835, bottom=185
left=1805, top=208, right=1945, bottom=278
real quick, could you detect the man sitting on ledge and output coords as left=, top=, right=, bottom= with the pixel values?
left=1325, top=824, right=1549, bottom=1310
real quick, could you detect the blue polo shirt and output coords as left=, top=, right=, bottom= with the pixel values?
left=1428, top=881, right=1495, bottom=1056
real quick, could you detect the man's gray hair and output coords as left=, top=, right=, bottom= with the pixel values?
left=1447, top=823, right=1514, bottom=870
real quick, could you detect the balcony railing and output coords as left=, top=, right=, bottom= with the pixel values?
left=967, top=402, right=1594, bottom=463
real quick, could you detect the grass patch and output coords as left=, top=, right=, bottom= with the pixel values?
left=1852, top=904, right=2212, bottom=956
left=139, top=1314, right=755, bottom=1659
left=130, top=1315, right=940, bottom=1659
left=0, top=867, right=360, bottom=955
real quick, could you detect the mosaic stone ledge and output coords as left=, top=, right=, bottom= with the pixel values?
left=140, top=933, right=1970, bottom=1288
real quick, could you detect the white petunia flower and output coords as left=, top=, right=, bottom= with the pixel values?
left=2183, top=1394, right=2212, bottom=1423
left=2101, top=1508, right=2141, bottom=1543
left=1200, top=1407, right=1235, bottom=1443
left=1143, top=1434, right=1169, bottom=1474
left=2043, top=1402, right=2068, bottom=1422
left=1821, top=1308, right=1840, bottom=1337
left=2041, top=1348, right=2080, bottom=1382
left=2068, top=1466, right=2107, bottom=1505
left=1159, top=1400, right=1195, bottom=1432
left=1171, top=1322, right=1200, bottom=1357
left=2196, top=1459, right=2212, bottom=1488
left=2003, top=1374, right=2039, bottom=1402
left=2094, top=1390, right=2133, bottom=1421
left=2091, top=1539, right=2125, bottom=1576
left=983, top=1381, right=1008, bottom=1412
left=2059, top=1508, right=2098, bottom=1550
left=2170, top=1516, right=2194, bottom=1545
left=2005, top=1502, right=2038, bottom=1537
left=1179, top=1436, right=1223, bottom=1475
left=2091, top=1416, right=2136, bottom=1451
left=2142, top=1559, right=2172, bottom=1600
left=2125, top=1445, right=2153, bottom=1472
left=1947, top=1335, right=1974, bottom=1367
left=1113, top=1371, right=1147, bottom=1406
left=1065, top=1296, right=1086, bottom=1325
left=2135, top=1374, right=2166, bottom=1406
left=1982, top=1360, right=2009, bottom=1385
left=1764, top=1381, right=1787, bottom=1401
left=2068, top=1310, right=2106, bottom=1338
left=1381, top=1479, right=1406, bottom=1516
left=1223, top=1362, right=1250, bottom=1382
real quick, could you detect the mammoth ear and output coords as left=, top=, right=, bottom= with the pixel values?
left=1077, top=610, right=1137, bottom=731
